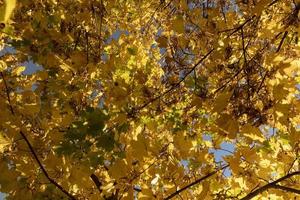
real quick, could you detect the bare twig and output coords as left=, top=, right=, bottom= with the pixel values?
left=164, top=165, right=229, bottom=200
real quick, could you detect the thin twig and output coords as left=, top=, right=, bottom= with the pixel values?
left=136, top=49, right=214, bottom=111
left=256, top=71, right=268, bottom=94
left=98, top=0, right=104, bottom=54
left=0, top=72, right=14, bottom=114
left=219, top=15, right=256, bottom=36
left=85, top=31, right=89, bottom=64
left=272, top=184, right=300, bottom=194
left=164, top=165, right=229, bottom=200
left=276, top=31, right=288, bottom=52
left=19, top=131, right=76, bottom=199
left=90, top=174, right=102, bottom=194
left=268, top=0, right=281, bottom=7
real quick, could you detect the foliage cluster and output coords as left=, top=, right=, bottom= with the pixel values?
left=0, top=0, right=300, bottom=199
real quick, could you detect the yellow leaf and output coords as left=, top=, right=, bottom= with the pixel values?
left=69, top=166, right=92, bottom=189
left=252, top=0, right=269, bottom=15
left=0, top=133, right=10, bottom=153
left=198, top=181, right=210, bottom=199
left=212, top=90, right=233, bottom=113
left=217, top=114, right=239, bottom=139
left=257, top=167, right=270, bottom=179
left=114, top=112, right=127, bottom=124
left=180, top=0, right=188, bottom=10
left=150, top=174, right=160, bottom=185
left=131, top=134, right=148, bottom=161
left=55, top=55, right=75, bottom=72
left=101, top=182, right=114, bottom=193
left=146, top=119, right=157, bottom=132
left=122, top=187, right=134, bottom=200
left=156, top=36, right=168, bottom=48
left=290, top=128, right=300, bottom=146
left=273, top=84, right=289, bottom=101
left=240, top=148, right=259, bottom=163
left=12, top=66, right=26, bottom=76
left=259, top=159, right=271, bottom=168
left=0, top=161, right=19, bottom=192
left=0, top=60, right=7, bottom=72
left=226, top=155, right=241, bottom=175
left=227, top=119, right=239, bottom=139
left=22, top=103, right=40, bottom=116
left=174, top=131, right=193, bottom=157
left=172, top=17, right=185, bottom=34
left=109, top=159, right=129, bottom=180
left=138, top=187, right=155, bottom=200
left=233, top=177, right=247, bottom=189
left=0, top=0, right=16, bottom=22
left=241, top=124, right=265, bottom=143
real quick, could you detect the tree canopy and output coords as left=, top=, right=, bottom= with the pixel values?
left=0, top=0, right=300, bottom=199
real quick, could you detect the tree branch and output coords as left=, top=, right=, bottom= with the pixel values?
left=276, top=31, right=288, bottom=52
left=90, top=173, right=102, bottom=194
left=164, top=165, right=228, bottom=200
left=268, top=0, right=281, bottom=7
left=225, top=15, right=256, bottom=36
left=241, top=171, right=300, bottom=200
left=0, top=72, right=14, bottom=114
left=19, top=131, right=76, bottom=199
left=136, top=49, right=214, bottom=111
left=1, top=72, right=76, bottom=199
left=272, top=184, right=300, bottom=194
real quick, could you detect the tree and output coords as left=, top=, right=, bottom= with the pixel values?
left=0, top=0, right=299, bottom=199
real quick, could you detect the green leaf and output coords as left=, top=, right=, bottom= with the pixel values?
left=96, top=133, right=115, bottom=151
left=127, top=47, right=137, bottom=55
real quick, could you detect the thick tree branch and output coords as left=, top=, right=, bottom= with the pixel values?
left=241, top=171, right=300, bottom=200
left=164, top=165, right=229, bottom=200
left=1, top=72, right=76, bottom=200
